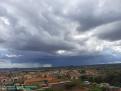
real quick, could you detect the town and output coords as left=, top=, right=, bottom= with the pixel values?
left=0, top=64, right=121, bottom=91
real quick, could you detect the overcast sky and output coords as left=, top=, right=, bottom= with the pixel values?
left=0, top=0, right=121, bottom=68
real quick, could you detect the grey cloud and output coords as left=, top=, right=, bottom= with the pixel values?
left=62, top=0, right=121, bottom=31
left=0, top=0, right=121, bottom=57
left=0, top=38, right=5, bottom=43
left=95, top=21, right=121, bottom=41
left=0, top=0, right=121, bottom=67
left=0, top=0, right=79, bottom=54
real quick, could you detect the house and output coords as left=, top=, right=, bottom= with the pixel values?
left=83, top=81, right=90, bottom=85
left=66, top=70, right=81, bottom=80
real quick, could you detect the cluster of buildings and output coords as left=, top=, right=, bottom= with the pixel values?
left=0, top=69, right=120, bottom=91
left=0, top=69, right=82, bottom=91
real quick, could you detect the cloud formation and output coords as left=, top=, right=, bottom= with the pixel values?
left=95, top=21, right=121, bottom=41
left=0, top=0, right=121, bottom=67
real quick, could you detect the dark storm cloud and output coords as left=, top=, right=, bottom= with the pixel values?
left=0, top=36, right=5, bottom=43
left=0, top=0, right=121, bottom=67
left=0, top=0, right=80, bottom=54
left=10, top=54, right=121, bottom=67
left=95, top=21, right=121, bottom=41
left=62, top=0, right=121, bottom=31
left=0, top=0, right=121, bottom=53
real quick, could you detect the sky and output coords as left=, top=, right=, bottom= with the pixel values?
left=0, top=0, right=121, bottom=68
